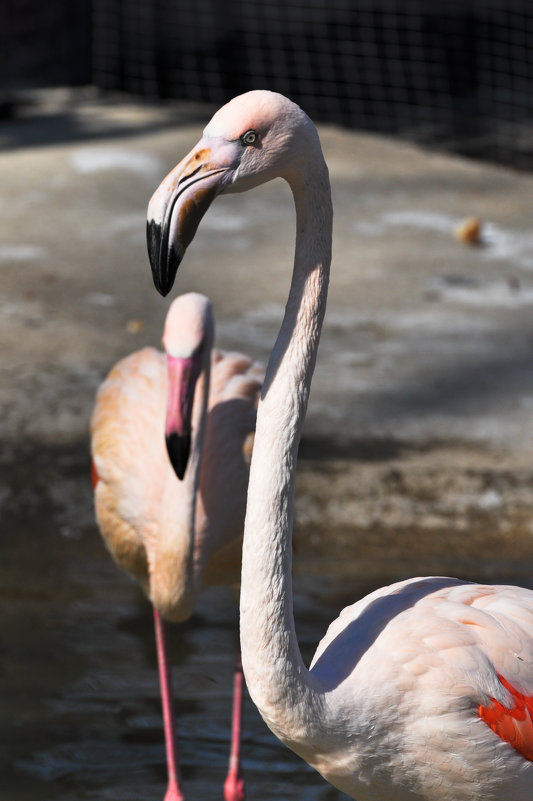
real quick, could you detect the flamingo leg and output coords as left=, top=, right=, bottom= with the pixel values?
left=223, top=649, right=245, bottom=801
left=153, top=608, right=186, bottom=801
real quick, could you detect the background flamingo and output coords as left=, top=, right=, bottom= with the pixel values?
left=91, top=292, right=262, bottom=801
left=147, top=90, right=533, bottom=800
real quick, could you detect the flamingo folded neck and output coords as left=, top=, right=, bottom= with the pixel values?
left=150, top=360, right=210, bottom=623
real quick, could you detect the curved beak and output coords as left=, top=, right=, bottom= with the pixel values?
left=165, top=351, right=203, bottom=480
left=147, top=137, right=238, bottom=297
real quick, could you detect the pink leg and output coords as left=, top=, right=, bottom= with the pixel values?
left=223, top=649, right=245, bottom=801
left=153, top=608, right=186, bottom=801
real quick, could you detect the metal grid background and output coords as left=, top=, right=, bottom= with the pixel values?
left=93, top=0, right=533, bottom=169
left=2, top=0, right=92, bottom=93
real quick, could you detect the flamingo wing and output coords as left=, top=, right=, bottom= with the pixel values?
left=462, top=584, right=533, bottom=761
left=310, top=578, right=533, bottom=766
left=90, top=347, right=171, bottom=586
left=209, top=350, right=263, bottom=407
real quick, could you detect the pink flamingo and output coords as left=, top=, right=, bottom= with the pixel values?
left=146, top=90, right=533, bottom=800
left=91, top=292, right=262, bottom=801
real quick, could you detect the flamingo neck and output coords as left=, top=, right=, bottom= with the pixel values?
left=150, top=359, right=210, bottom=623
left=240, top=154, right=332, bottom=745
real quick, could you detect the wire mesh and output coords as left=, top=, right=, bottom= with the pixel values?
left=2, top=0, right=92, bottom=93
left=91, top=0, right=533, bottom=169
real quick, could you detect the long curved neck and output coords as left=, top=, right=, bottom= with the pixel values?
left=240, top=154, right=332, bottom=743
left=150, top=357, right=211, bottom=623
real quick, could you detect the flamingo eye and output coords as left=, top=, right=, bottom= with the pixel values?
left=241, top=130, right=258, bottom=146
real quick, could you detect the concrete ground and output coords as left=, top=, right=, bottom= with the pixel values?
left=2, top=88, right=533, bottom=580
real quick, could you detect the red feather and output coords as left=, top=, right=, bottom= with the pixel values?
left=91, top=459, right=100, bottom=490
left=479, top=673, right=533, bottom=761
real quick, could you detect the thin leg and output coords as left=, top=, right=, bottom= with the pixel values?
left=223, top=649, right=245, bottom=801
left=153, top=608, right=186, bottom=801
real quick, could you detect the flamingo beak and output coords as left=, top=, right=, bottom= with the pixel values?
left=147, top=138, right=238, bottom=297
left=165, top=351, right=203, bottom=480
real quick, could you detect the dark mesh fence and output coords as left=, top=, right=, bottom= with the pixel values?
left=2, top=0, right=532, bottom=168
left=92, top=0, right=533, bottom=169
left=2, top=0, right=92, bottom=93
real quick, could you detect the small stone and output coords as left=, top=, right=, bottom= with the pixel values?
left=454, top=217, right=482, bottom=245
left=126, top=318, right=144, bottom=334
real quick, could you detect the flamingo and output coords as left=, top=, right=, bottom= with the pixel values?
left=145, top=90, right=533, bottom=800
left=90, top=292, right=262, bottom=801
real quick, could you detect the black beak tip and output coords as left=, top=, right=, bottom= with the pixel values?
left=153, top=273, right=171, bottom=299
left=146, top=219, right=183, bottom=298
left=166, top=432, right=191, bottom=481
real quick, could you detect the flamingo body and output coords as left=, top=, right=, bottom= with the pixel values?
left=146, top=92, right=533, bottom=801
left=305, top=576, right=533, bottom=800
left=91, top=293, right=262, bottom=800
left=92, top=343, right=261, bottom=619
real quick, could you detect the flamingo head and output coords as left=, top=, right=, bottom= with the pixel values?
left=147, top=90, right=319, bottom=296
left=162, top=292, right=214, bottom=480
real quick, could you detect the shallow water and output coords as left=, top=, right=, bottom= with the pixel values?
left=0, top=444, right=347, bottom=801
left=2, top=443, right=532, bottom=801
